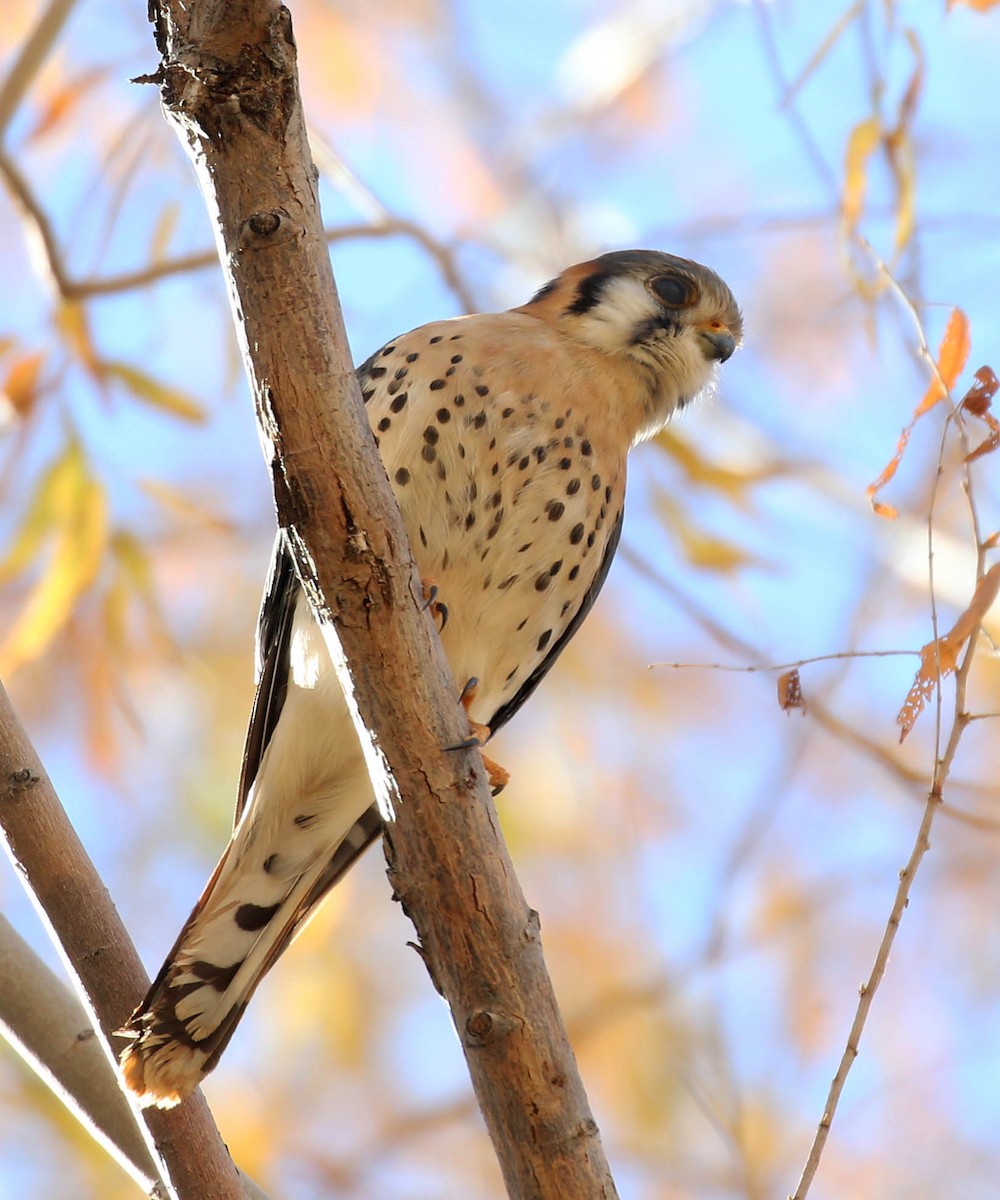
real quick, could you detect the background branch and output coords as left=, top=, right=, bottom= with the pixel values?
left=0, top=679, right=252, bottom=1200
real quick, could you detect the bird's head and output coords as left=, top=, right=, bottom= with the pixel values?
left=518, top=249, right=742, bottom=439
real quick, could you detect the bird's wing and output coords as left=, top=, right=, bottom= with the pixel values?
left=234, top=531, right=297, bottom=825
left=486, top=508, right=623, bottom=735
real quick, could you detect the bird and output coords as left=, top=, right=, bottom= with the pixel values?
left=118, top=249, right=742, bottom=1108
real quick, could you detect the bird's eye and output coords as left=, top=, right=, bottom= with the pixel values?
left=651, top=275, right=693, bottom=308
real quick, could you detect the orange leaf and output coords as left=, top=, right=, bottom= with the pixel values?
left=1, top=351, right=46, bottom=417
left=897, top=564, right=1000, bottom=740
left=916, top=307, right=970, bottom=415
left=947, top=0, right=1000, bottom=10
left=869, top=309, right=972, bottom=516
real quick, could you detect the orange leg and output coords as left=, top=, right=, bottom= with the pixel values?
left=458, top=678, right=510, bottom=795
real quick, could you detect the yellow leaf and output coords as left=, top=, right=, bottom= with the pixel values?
left=0, top=478, right=108, bottom=674
left=654, top=429, right=785, bottom=501
left=149, top=203, right=181, bottom=262
left=947, top=0, right=1000, bottom=10
left=0, top=442, right=87, bottom=585
left=55, top=301, right=100, bottom=376
left=842, top=116, right=882, bottom=232
left=100, top=360, right=207, bottom=423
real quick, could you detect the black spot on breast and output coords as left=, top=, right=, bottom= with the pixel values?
left=519, top=543, right=532, bottom=553
left=517, top=617, right=528, bottom=630
left=559, top=457, right=572, bottom=470
left=567, top=478, right=581, bottom=496
left=568, top=565, right=580, bottom=581
left=587, top=532, right=596, bottom=548
left=489, top=490, right=502, bottom=508
left=437, top=408, right=451, bottom=423
left=534, top=446, right=547, bottom=463
left=534, top=574, right=549, bottom=591
left=430, top=335, right=443, bottom=344
left=263, top=854, right=278, bottom=874
left=387, top=379, right=403, bottom=396
left=546, top=501, right=565, bottom=521
left=564, top=437, right=574, bottom=448
left=570, top=522, right=584, bottom=544
left=605, top=485, right=612, bottom=502
left=537, top=629, right=552, bottom=652
left=549, top=560, right=563, bottom=575
left=561, top=600, right=572, bottom=616
left=406, top=352, right=420, bottom=363
left=473, top=412, right=487, bottom=429
left=422, top=444, right=436, bottom=463
left=381, top=344, right=396, bottom=356
left=469, top=481, right=478, bottom=502
left=451, top=354, right=463, bottom=364
left=475, top=384, right=489, bottom=397
left=390, top=392, right=408, bottom=413
left=235, top=902, right=280, bottom=931
left=424, top=426, right=439, bottom=444
left=591, top=474, right=601, bottom=490
left=454, top=393, right=465, bottom=407
left=499, top=574, right=518, bottom=589
left=502, top=407, right=515, bottom=418
left=555, top=417, right=564, bottom=429
left=368, top=366, right=387, bottom=379
left=459, top=444, right=467, bottom=459
left=437, top=460, right=447, bottom=481
left=395, top=468, right=410, bottom=485
left=294, top=813, right=317, bottom=828
left=362, top=389, right=375, bottom=403
left=395, top=366, right=408, bottom=380
left=378, top=417, right=391, bottom=432
left=581, top=439, right=593, bottom=456
left=492, top=462, right=499, bottom=475
left=519, top=456, right=530, bottom=470
left=419, top=527, right=428, bottom=547
left=430, top=379, right=446, bottom=391
left=465, top=512, right=476, bottom=529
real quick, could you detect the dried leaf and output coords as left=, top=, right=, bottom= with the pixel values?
left=886, top=126, right=916, bottom=255
left=842, top=116, right=882, bottom=233
left=100, top=360, right=207, bottom=423
left=654, top=428, right=786, bottom=502
left=947, top=0, right=1000, bottom=10
left=916, top=307, right=970, bottom=415
left=777, top=669, right=807, bottom=715
left=868, top=308, right=971, bottom=516
left=897, top=564, right=1000, bottom=740
left=149, top=203, right=181, bottom=262
left=1, top=351, right=46, bottom=418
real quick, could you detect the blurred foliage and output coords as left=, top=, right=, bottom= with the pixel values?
left=2, top=0, right=1000, bottom=1198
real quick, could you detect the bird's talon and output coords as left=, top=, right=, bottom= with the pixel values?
left=421, top=577, right=448, bottom=631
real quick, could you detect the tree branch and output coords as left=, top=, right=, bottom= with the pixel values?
left=0, top=680, right=251, bottom=1200
left=146, top=2, right=618, bottom=1196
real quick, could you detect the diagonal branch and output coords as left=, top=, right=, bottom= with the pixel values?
left=0, top=680, right=252, bottom=1200
left=145, top=1, right=618, bottom=1196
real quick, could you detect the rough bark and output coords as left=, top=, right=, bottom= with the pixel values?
left=0, top=682, right=251, bottom=1200
left=146, top=2, right=619, bottom=1196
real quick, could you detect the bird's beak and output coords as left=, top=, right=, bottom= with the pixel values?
left=697, top=325, right=737, bottom=363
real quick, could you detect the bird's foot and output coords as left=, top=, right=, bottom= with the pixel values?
left=421, top=577, right=448, bottom=632
left=447, top=678, right=510, bottom=795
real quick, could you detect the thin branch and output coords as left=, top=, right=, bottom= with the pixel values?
left=649, top=648, right=919, bottom=673
left=0, top=679, right=251, bottom=1200
left=0, top=146, right=474, bottom=309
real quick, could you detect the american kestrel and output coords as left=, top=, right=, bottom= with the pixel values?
left=119, top=249, right=741, bottom=1107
